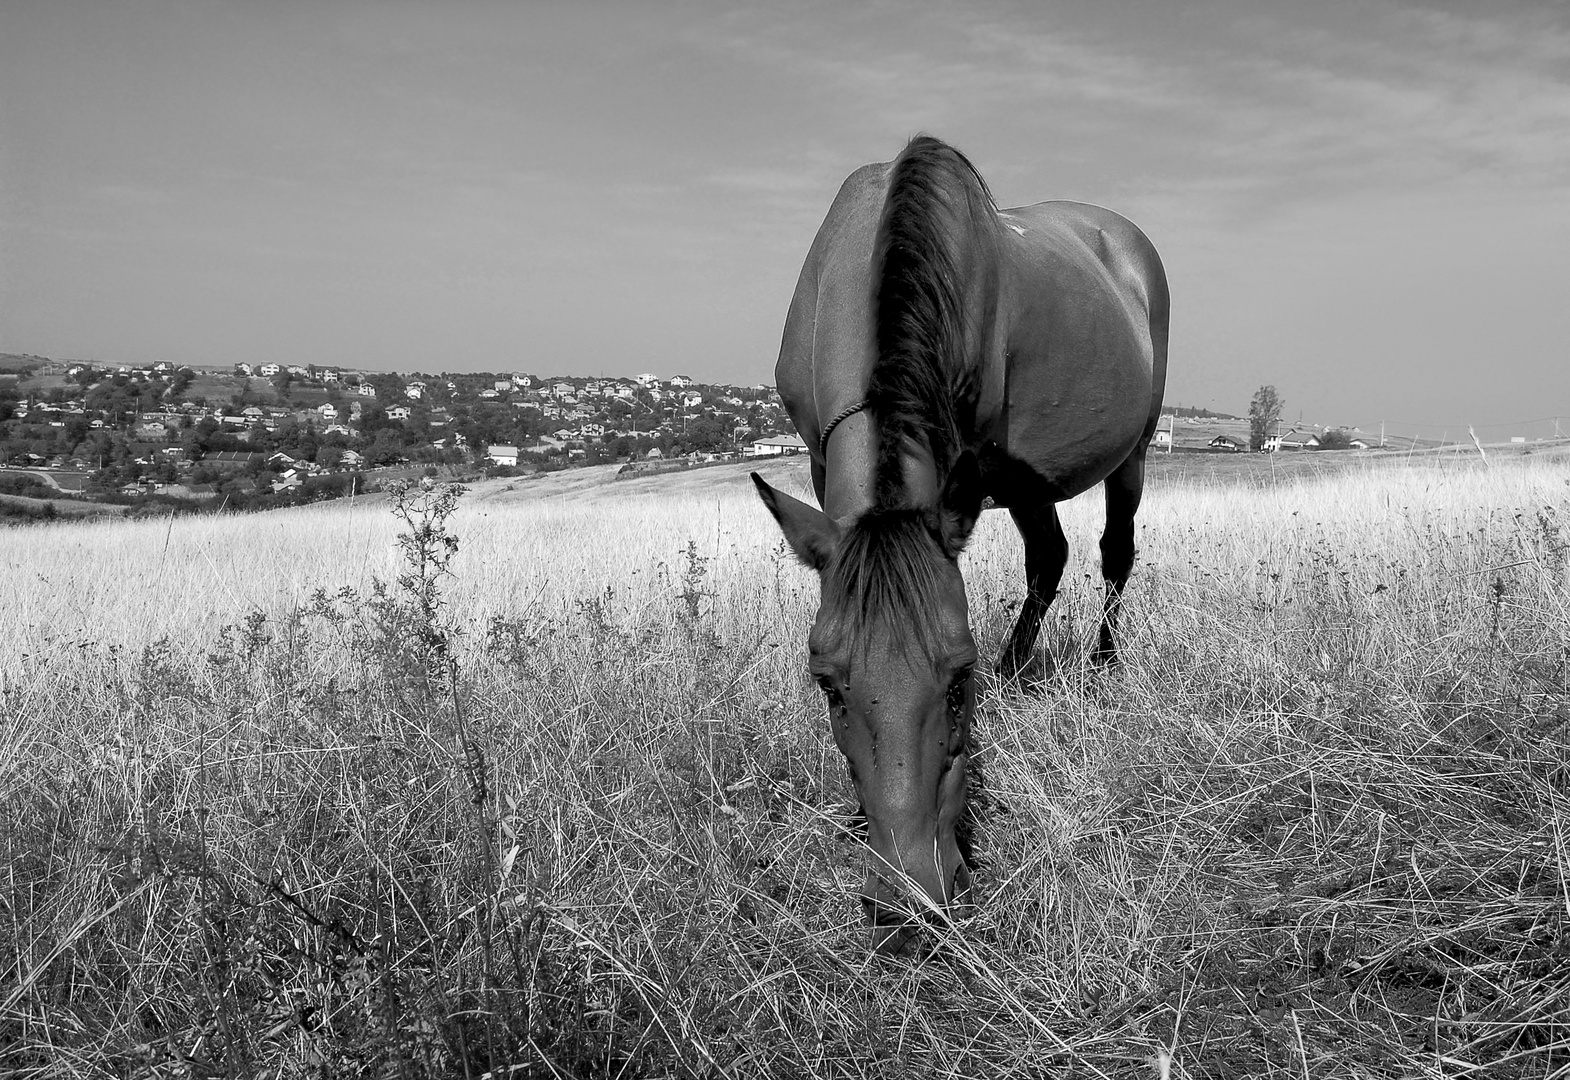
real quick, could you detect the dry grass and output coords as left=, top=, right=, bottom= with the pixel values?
left=2, top=454, right=1567, bottom=1077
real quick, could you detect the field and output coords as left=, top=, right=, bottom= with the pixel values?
left=3, top=449, right=1568, bottom=1077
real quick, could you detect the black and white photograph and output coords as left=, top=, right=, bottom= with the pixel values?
left=3, top=2, right=1567, bottom=1075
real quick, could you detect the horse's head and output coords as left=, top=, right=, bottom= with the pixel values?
left=753, top=456, right=982, bottom=953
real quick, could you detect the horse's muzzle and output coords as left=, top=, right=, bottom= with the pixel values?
left=860, top=861, right=973, bottom=956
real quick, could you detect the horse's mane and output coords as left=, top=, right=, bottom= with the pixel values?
left=867, top=135, right=999, bottom=505
left=821, top=505, right=951, bottom=662
left=823, top=136, right=996, bottom=657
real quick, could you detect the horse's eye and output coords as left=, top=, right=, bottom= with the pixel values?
left=817, top=676, right=843, bottom=708
left=946, top=668, right=972, bottom=715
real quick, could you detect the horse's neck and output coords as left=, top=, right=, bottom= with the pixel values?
left=823, top=414, right=939, bottom=522
left=820, top=405, right=877, bottom=523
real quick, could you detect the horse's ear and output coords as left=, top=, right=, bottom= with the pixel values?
left=935, top=451, right=982, bottom=558
left=752, top=473, right=841, bottom=572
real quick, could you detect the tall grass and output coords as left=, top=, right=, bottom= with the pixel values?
left=3, top=456, right=1567, bottom=1077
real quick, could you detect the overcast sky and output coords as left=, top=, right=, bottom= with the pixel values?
left=3, top=1, right=1567, bottom=434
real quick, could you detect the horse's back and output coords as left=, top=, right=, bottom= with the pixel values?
left=985, top=200, right=1168, bottom=503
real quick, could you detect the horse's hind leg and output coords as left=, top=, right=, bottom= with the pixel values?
left=999, top=504, right=1069, bottom=683
left=1095, top=448, right=1147, bottom=665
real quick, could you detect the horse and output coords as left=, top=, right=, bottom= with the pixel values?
left=752, top=135, right=1168, bottom=952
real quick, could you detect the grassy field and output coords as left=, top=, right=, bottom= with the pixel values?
left=3, top=448, right=1568, bottom=1077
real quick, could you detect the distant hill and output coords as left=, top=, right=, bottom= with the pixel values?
left=0, top=354, right=51, bottom=376
left=1165, top=403, right=1243, bottom=421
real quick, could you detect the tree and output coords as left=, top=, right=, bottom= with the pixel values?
left=1249, top=385, right=1283, bottom=451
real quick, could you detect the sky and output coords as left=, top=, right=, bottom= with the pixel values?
left=2, top=1, right=1568, bottom=436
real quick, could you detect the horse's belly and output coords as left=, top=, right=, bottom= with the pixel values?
left=993, top=392, right=1150, bottom=501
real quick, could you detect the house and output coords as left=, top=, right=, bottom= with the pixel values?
left=493, top=380, right=512, bottom=393
left=357, top=383, right=377, bottom=397
left=1152, top=428, right=1172, bottom=449
left=681, top=392, right=704, bottom=409
left=405, top=383, right=425, bottom=400
left=635, top=373, right=661, bottom=388
left=487, top=444, right=519, bottom=467
left=553, top=428, right=576, bottom=441
left=258, top=363, right=281, bottom=377
left=511, top=373, right=533, bottom=388
left=241, top=406, right=265, bottom=421
left=479, top=389, right=499, bottom=399
left=317, top=403, right=339, bottom=421
left=1208, top=434, right=1242, bottom=451
left=286, top=365, right=309, bottom=377
left=581, top=423, right=605, bottom=438
left=551, top=381, right=575, bottom=399
left=320, top=368, right=340, bottom=383
left=234, top=363, right=253, bottom=377
left=136, top=421, right=169, bottom=438
left=669, top=375, right=694, bottom=388
left=386, top=405, right=411, bottom=420
left=748, top=434, right=807, bottom=457
left=339, top=449, right=365, bottom=468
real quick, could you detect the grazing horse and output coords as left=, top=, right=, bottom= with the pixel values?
left=752, top=136, right=1168, bottom=951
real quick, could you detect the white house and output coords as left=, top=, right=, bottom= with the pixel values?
left=386, top=405, right=411, bottom=420
left=487, top=444, right=520, bottom=467
left=258, top=363, right=281, bottom=377
left=635, top=373, right=661, bottom=388
left=320, top=368, right=340, bottom=383
left=317, top=402, right=339, bottom=421
left=681, top=391, right=704, bottom=409
left=748, top=434, right=807, bottom=457
left=357, top=383, right=377, bottom=397
left=511, top=373, right=533, bottom=388
left=669, top=375, right=694, bottom=388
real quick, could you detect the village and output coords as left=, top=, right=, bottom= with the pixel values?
left=0, top=354, right=807, bottom=511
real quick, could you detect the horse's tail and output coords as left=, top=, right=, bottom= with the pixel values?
left=869, top=134, right=999, bottom=499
